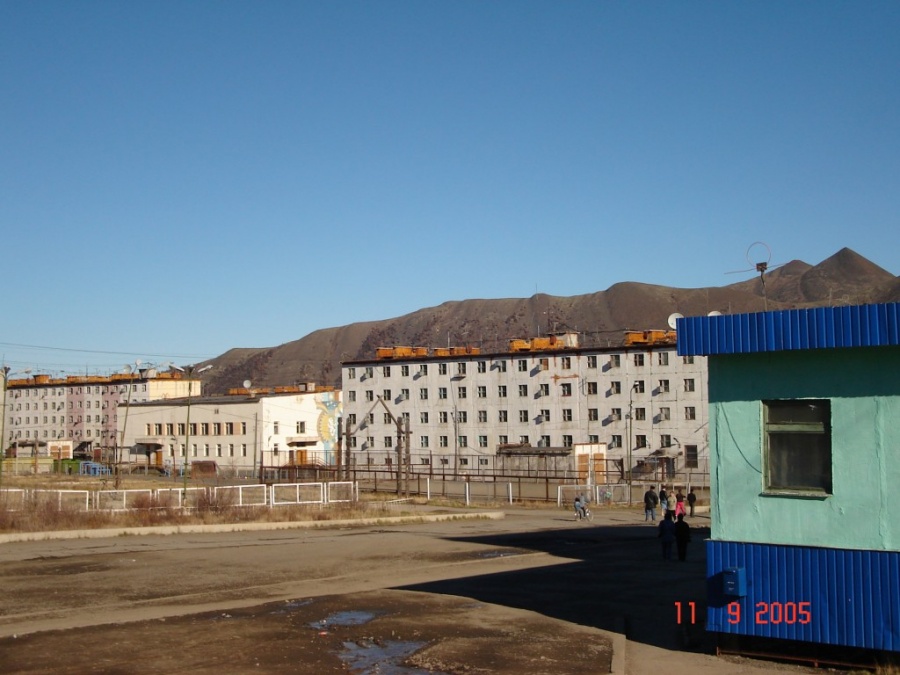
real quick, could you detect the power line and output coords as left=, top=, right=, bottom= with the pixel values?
left=0, top=341, right=212, bottom=360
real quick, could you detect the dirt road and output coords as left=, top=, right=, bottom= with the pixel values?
left=0, top=506, right=815, bottom=674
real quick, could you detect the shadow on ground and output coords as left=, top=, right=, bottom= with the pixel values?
left=399, top=517, right=714, bottom=654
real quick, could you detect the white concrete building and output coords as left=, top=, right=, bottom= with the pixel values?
left=120, top=386, right=342, bottom=476
left=341, top=333, right=709, bottom=483
left=2, top=369, right=198, bottom=459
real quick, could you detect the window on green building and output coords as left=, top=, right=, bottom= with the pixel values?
left=763, top=399, right=832, bottom=495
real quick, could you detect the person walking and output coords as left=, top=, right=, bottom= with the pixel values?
left=675, top=513, right=691, bottom=561
left=643, top=486, right=659, bottom=522
left=687, top=488, right=697, bottom=517
left=658, top=511, right=676, bottom=560
left=674, top=489, right=686, bottom=518
left=659, top=486, right=669, bottom=517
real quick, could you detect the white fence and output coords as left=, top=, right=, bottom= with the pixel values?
left=0, top=482, right=357, bottom=512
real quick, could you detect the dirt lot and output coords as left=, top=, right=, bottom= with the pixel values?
left=0, top=505, right=829, bottom=674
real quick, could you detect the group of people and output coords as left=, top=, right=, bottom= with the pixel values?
left=642, top=485, right=698, bottom=561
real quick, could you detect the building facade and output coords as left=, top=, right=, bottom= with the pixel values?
left=2, top=368, right=198, bottom=459
left=680, top=303, right=900, bottom=653
left=120, top=386, right=342, bottom=476
left=341, top=333, right=709, bottom=483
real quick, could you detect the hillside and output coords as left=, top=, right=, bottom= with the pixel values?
left=202, top=248, right=897, bottom=393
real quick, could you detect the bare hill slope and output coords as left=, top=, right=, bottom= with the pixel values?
left=203, top=248, right=896, bottom=392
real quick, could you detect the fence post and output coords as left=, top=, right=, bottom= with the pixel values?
left=465, top=481, right=470, bottom=506
left=507, top=482, right=512, bottom=504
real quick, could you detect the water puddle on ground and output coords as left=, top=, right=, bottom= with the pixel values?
left=476, top=549, right=521, bottom=559
left=269, top=598, right=313, bottom=615
left=308, top=610, right=378, bottom=628
left=339, top=638, right=440, bottom=675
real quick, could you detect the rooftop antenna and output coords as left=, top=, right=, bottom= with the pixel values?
left=726, top=241, right=782, bottom=311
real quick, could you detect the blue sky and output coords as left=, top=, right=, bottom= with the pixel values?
left=2, top=1, right=898, bottom=375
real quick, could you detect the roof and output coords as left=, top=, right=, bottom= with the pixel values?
left=677, top=302, right=900, bottom=356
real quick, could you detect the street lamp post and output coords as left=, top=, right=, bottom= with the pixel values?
left=115, top=360, right=144, bottom=490
left=627, top=381, right=640, bottom=505
left=170, top=364, right=212, bottom=503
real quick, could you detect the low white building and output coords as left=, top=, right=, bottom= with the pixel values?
left=120, top=385, right=342, bottom=477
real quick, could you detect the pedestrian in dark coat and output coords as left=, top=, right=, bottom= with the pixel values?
left=674, top=513, right=691, bottom=561
left=687, top=488, right=697, bottom=517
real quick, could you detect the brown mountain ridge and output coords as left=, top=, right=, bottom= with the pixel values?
left=203, top=248, right=897, bottom=392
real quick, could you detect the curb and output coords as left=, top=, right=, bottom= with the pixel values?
left=0, top=510, right=505, bottom=544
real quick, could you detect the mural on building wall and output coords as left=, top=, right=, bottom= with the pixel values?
left=316, top=392, right=341, bottom=464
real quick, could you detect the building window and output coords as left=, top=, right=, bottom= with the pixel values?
left=659, top=379, right=670, bottom=393
left=561, top=383, right=572, bottom=397
left=457, top=363, right=466, bottom=375
left=439, top=411, right=449, bottom=424
left=459, top=457, right=469, bottom=466
left=420, top=436, right=429, bottom=448
left=587, top=382, right=598, bottom=395
left=660, top=434, right=671, bottom=448
left=477, top=410, right=487, bottom=423
left=458, top=436, right=467, bottom=448
left=495, top=360, right=507, bottom=372
left=562, top=409, right=572, bottom=422
left=499, top=435, right=508, bottom=445
left=684, top=378, right=695, bottom=392
left=685, top=407, right=696, bottom=420
left=348, top=391, right=357, bottom=402
left=384, top=436, right=393, bottom=448
left=610, top=381, right=621, bottom=395
left=518, top=359, right=528, bottom=372
left=562, top=435, right=573, bottom=447
left=658, top=352, right=669, bottom=366
left=610, top=354, right=621, bottom=368
left=539, top=384, right=550, bottom=397
left=478, top=435, right=488, bottom=448
left=683, top=355, right=694, bottom=364
left=347, top=368, right=356, bottom=379
left=636, top=434, right=647, bottom=448
left=420, top=365, right=428, bottom=376
left=764, top=399, right=832, bottom=494
left=634, top=408, right=645, bottom=421
left=519, top=384, right=528, bottom=397
left=365, top=390, right=374, bottom=402
left=383, top=389, right=392, bottom=401
left=477, top=361, right=486, bottom=373
left=684, top=444, right=698, bottom=468
left=439, top=436, right=448, bottom=448
left=421, top=457, right=430, bottom=464
left=498, top=386, right=507, bottom=398
left=477, top=386, right=487, bottom=398
left=438, top=363, right=448, bottom=375
left=634, top=354, right=644, bottom=367
left=401, top=365, right=409, bottom=377
left=457, top=411, right=467, bottom=423
left=365, top=367, right=374, bottom=379
left=457, top=386, right=466, bottom=399
left=400, top=388, right=409, bottom=400
left=438, top=387, right=448, bottom=400
left=587, top=355, right=597, bottom=368
left=634, top=380, right=645, bottom=394
left=610, top=435, right=622, bottom=448
left=659, top=407, right=670, bottom=421
left=540, top=409, right=550, bottom=423
left=383, top=366, right=391, bottom=377
left=420, top=412, right=429, bottom=423
left=539, top=435, right=550, bottom=447
left=420, top=388, right=429, bottom=400
left=519, top=410, right=529, bottom=423
left=498, top=410, right=508, bottom=422
left=610, top=408, right=622, bottom=421
left=588, top=408, right=599, bottom=421
left=384, top=413, right=392, bottom=424
left=561, top=357, right=571, bottom=369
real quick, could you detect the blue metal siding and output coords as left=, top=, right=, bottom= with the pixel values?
left=678, top=303, right=900, bottom=356
left=707, top=540, right=900, bottom=651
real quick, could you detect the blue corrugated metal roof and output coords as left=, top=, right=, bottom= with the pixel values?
left=677, top=303, right=900, bottom=356
left=707, top=540, right=900, bottom=651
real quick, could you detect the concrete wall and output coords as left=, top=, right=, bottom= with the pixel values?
left=708, top=346, right=900, bottom=551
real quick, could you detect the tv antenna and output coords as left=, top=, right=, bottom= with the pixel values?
left=726, top=241, right=782, bottom=311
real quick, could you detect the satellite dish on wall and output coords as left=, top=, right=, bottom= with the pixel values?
left=708, top=310, right=723, bottom=317
left=667, top=312, right=684, bottom=330
left=243, top=380, right=252, bottom=389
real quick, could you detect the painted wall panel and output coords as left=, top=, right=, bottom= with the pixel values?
left=708, top=540, right=900, bottom=651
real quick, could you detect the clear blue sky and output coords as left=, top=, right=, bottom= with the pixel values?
left=2, top=1, right=898, bottom=375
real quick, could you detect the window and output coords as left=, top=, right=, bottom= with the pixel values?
left=383, top=389, right=392, bottom=401
left=495, top=360, right=507, bottom=372
left=213, top=422, right=221, bottom=435
left=518, top=384, right=528, bottom=397
left=562, top=409, right=572, bottom=422
left=539, top=435, right=550, bottom=447
left=420, top=412, right=429, bottom=423
left=457, top=386, right=466, bottom=399
left=683, top=355, right=694, bottom=364
left=477, top=386, right=487, bottom=398
left=539, top=358, right=549, bottom=370
left=477, top=361, right=486, bottom=373
left=457, top=363, right=466, bottom=375
left=518, top=359, right=528, bottom=372
left=225, top=422, right=233, bottom=434
left=634, top=380, right=645, bottom=393
left=438, top=387, right=448, bottom=400
left=348, top=391, right=357, bottom=402
left=610, top=435, right=622, bottom=448
left=401, top=365, right=409, bottom=377
left=660, top=434, right=672, bottom=448
left=764, top=399, right=832, bottom=494
left=420, top=388, right=429, bottom=400
left=400, top=388, right=409, bottom=400
left=498, top=410, right=508, bottom=422
left=636, top=434, right=647, bottom=448
left=684, top=379, right=695, bottom=392
left=477, top=410, right=487, bottom=423
left=382, top=366, right=391, bottom=377
left=634, top=408, right=645, bottom=421
left=420, top=436, right=430, bottom=448
left=498, top=386, right=507, bottom=398
left=587, top=355, right=597, bottom=368
left=439, top=435, right=448, bottom=448
left=457, top=411, right=467, bottom=423
left=519, top=435, right=530, bottom=444
left=561, top=357, right=571, bottom=369
left=365, top=390, right=374, bottom=402
left=438, top=363, right=448, bottom=375
left=384, top=436, right=393, bottom=447
left=610, top=408, right=622, bottom=421
left=420, top=365, right=428, bottom=376
left=365, top=367, right=374, bottom=379
left=459, top=457, right=469, bottom=466
left=347, top=414, right=357, bottom=425
left=610, top=381, right=621, bottom=394
left=634, top=353, right=644, bottom=366
left=439, top=411, right=449, bottom=424
left=659, top=407, right=670, bottom=421
left=588, top=408, right=599, bottom=421
left=658, top=352, right=669, bottom=366
left=685, top=406, right=696, bottom=420
left=499, top=435, right=508, bottom=445
left=587, top=382, right=598, bottom=395
left=659, top=379, right=670, bottom=393
left=519, top=410, right=529, bottom=422
left=610, top=354, right=621, bottom=368
left=539, top=384, right=550, bottom=397
left=383, top=413, right=392, bottom=424
left=458, top=436, right=467, bottom=448
left=684, top=444, right=698, bottom=469
left=561, top=383, right=572, bottom=396
left=562, top=435, right=573, bottom=447
left=540, top=409, right=550, bottom=423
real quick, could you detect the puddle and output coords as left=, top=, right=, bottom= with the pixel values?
left=476, top=549, right=521, bottom=559
left=340, top=639, right=442, bottom=674
left=308, top=610, right=378, bottom=629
